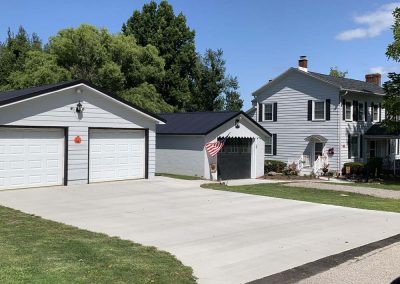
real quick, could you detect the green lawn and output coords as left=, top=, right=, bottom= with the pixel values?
left=156, top=173, right=203, bottom=180
left=329, top=181, right=400, bottom=191
left=202, top=183, right=400, bottom=213
left=0, top=206, right=196, bottom=284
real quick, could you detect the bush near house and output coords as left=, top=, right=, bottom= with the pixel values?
left=366, top=157, right=383, bottom=177
left=264, top=160, right=287, bottom=174
left=341, top=162, right=365, bottom=176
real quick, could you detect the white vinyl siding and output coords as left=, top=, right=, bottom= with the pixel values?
left=255, top=70, right=340, bottom=171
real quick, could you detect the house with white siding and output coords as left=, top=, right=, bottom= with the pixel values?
left=248, top=56, right=400, bottom=174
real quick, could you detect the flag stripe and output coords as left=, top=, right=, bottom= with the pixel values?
left=205, top=136, right=229, bottom=157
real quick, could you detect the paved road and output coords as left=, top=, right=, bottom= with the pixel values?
left=300, top=242, right=400, bottom=284
left=0, top=177, right=400, bottom=284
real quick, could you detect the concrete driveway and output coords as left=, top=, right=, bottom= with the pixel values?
left=0, top=177, right=399, bottom=284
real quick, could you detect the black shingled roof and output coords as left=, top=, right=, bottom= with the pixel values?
left=308, top=71, right=385, bottom=95
left=157, top=111, right=270, bottom=135
left=365, top=123, right=400, bottom=137
left=0, top=80, right=165, bottom=122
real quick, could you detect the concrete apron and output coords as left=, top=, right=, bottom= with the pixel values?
left=0, top=177, right=399, bottom=284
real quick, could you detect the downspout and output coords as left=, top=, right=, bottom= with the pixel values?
left=338, top=90, right=349, bottom=173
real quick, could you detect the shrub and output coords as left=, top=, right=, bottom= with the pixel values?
left=366, top=157, right=383, bottom=177
left=282, top=162, right=299, bottom=176
left=264, top=160, right=287, bottom=174
left=341, top=162, right=365, bottom=176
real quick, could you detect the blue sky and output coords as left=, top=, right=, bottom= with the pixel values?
left=1, top=0, right=399, bottom=109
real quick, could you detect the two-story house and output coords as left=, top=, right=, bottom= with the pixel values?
left=248, top=56, right=400, bottom=174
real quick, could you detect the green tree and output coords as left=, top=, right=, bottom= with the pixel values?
left=3, top=50, right=71, bottom=90
left=0, top=26, right=42, bottom=87
left=329, top=66, right=348, bottom=78
left=191, top=49, right=242, bottom=111
left=383, top=7, right=400, bottom=132
left=123, top=0, right=197, bottom=110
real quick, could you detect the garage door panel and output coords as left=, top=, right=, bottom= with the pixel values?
left=0, top=128, right=64, bottom=190
left=89, top=129, right=145, bottom=182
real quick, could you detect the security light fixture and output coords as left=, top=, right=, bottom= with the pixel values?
left=71, top=101, right=85, bottom=114
left=235, top=118, right=241, bottom=129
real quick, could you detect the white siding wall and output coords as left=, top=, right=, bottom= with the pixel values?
left=0, top=87, right=158, bottom=184
left=339, top=92, right=385, bottom=166
left=254, top=70, right=341, bottom=171
left=156, top=135, right=205, bottom=177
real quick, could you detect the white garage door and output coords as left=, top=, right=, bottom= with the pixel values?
left=0, top=128, right=64, bottom=190
left=89, top=129, right=145, bottom=182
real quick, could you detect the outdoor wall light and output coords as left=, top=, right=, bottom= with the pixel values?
left=235, top=117, right=241, bottom=128
left=71, top=101, right=85, bottom=114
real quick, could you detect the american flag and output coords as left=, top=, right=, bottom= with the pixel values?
left=205, top=135, right=229, bottom=157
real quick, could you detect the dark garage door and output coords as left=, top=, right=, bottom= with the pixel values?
left=218, top=138, right=252, bottom=180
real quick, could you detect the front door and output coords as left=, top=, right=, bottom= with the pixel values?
left=314, top=142, right=324, bottom=162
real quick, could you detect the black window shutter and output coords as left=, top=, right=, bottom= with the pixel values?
left=379, top=103, right=382, bottom=121
left=348, top=134, right=351, bottom=159
left=364, top=102, right=368, bottom=121
left=342, top=99, right=346, bottom=120
left=273, top=102, right=278, bottom=122
left=370, top=102, right=374, bottom=122
left=272, top=134, right=277, bottom=155
left=360, top=134, right=363, bottom=158
left=353, top=100, right=358, bottom=121
left=307, top=100, right=312, bottom=121
left=258, top=103, right=262, bottom=122
left=325, top=99, right=331, bottom=120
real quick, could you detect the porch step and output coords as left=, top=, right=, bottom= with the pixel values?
left=300, top=167, right=313, bottom=176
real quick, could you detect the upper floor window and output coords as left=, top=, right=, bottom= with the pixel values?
left=263, top=103, right=273, bottom=121
left=358, top=102, right=364, bottom=121
left=345, top=101, right=352, bottom=121
left=373, top=104, right=379, bottom=121
left=313, top=101, right=325, bottom=120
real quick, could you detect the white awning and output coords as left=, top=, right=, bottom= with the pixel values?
left=304, top=135, right=328, bottom=143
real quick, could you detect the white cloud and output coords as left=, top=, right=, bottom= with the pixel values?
left=336, top=2, right=400, bottom=41
left=369, top=65, right=399, bottom=74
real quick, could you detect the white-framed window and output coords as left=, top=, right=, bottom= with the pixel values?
left=265, top=136, right=273, bottom=155
left=345, top=100, right=352, bottom=121
left=373, top=104, right=379, bottom=121
left=358, top=102, right=364, bottom=121
left=263, top=103, right=273, bottom=121
left=313, top=101, right=325, bottom=120
left=350, top=135, right=359, bottom=158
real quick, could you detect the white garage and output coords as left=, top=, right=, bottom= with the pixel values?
left=0, top=80, right=164, bottom=190
left=0, top=128, right=65, bottom=190
left=89, top=129, right=146, bottom=182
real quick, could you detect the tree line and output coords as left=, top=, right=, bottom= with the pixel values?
left=0, top=1, right=243, bottom=113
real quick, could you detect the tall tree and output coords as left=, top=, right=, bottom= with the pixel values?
left=191, top=49, right=242, bottom=111
left=122, top=1, right=197, bottom=110
left=329, top=66, right=348, bottom=78
left=383, top=7, right=400, bottom=132
left=0, top=26, right=42, bottom=87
